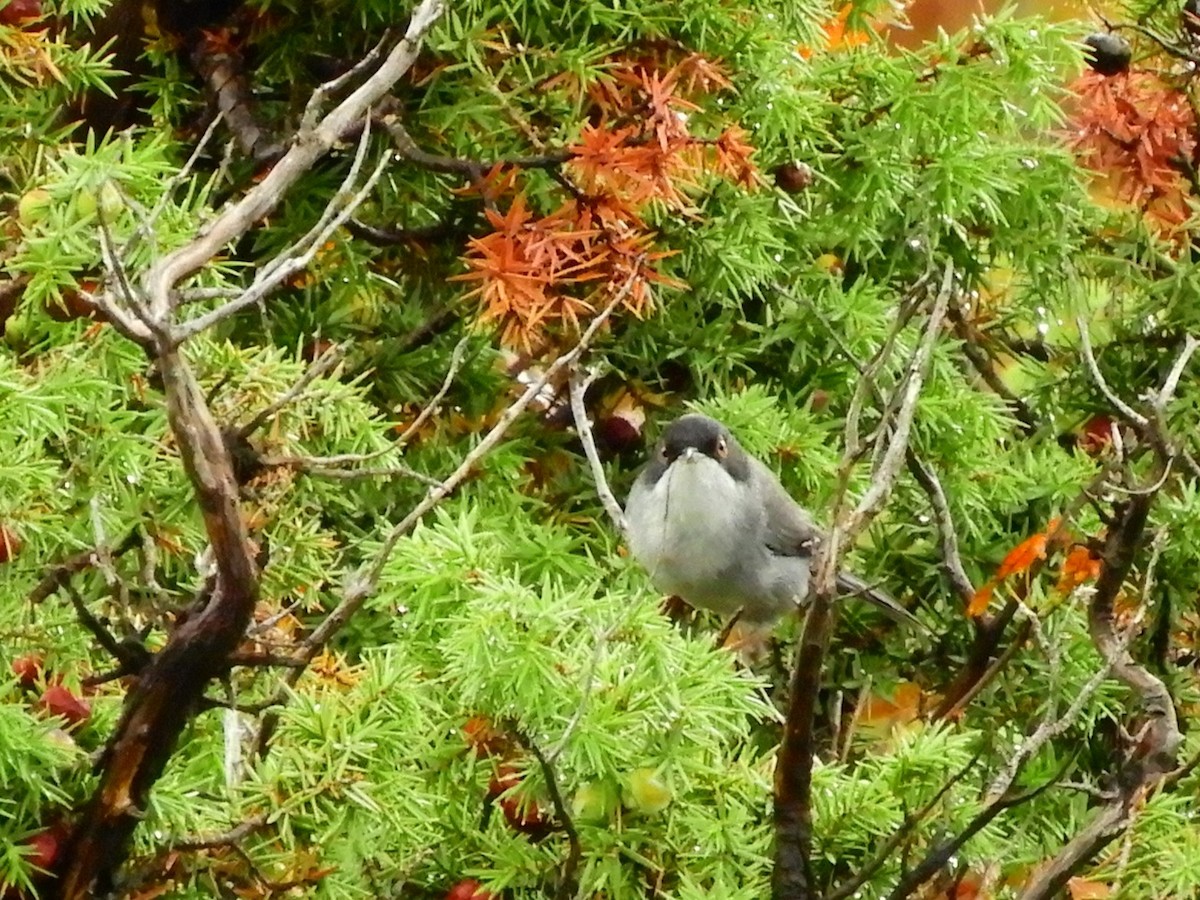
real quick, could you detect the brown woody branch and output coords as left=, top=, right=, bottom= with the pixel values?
left=384, top=116, right=571, bottom=180
left=932, top=454, right=1123, bottom=721
left=345, top=214, right=472, bottom=246
left=50, top=6, right=447, bottom=896
left=170, top=815, right=269, bottom=851
left=141, top=0, right=446, bottom=322
left=773, top=262, right=952, bottom=900
left=1015, top=495, right=1164, bottom=900
left=188, top=33, right=283, bottom=163
left=54, top=346, right=262, bottom=899
left=27, top=527, right=141, bottom=605
left=1015, top=333, right=1196, bottom=899
left=171, top=125, right=391, bottom=343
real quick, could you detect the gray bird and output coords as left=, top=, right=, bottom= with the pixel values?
left=624, top=413, right=923, bottom=628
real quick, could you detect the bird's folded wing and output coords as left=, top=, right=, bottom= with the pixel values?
left=753, top=458, right=822, bottom=557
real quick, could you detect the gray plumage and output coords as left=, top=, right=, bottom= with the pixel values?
left=624, top=413, right=923, bottom=628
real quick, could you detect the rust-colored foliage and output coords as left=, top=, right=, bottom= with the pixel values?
left=798, top=5, right=874, bottom=59
left=857, top=681, right=925, bottom=736
left=967, top=518, right=1063, bottom=617
left=1066, top=875, right=1112, bottom=899
left=456, top=51, right=758, bottom=350
left=1068, top=69, right=1198, bottom=233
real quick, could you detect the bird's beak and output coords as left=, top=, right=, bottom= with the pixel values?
left=681, top=447, right=698, bottom=463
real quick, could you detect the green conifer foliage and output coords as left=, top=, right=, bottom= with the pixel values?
left=2, top=0, right=1200, bottom=897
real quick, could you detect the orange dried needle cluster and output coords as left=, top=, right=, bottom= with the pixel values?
left=1069, top=69, right=1198, bottom=233
left=454, top=52, right=760, bottom=351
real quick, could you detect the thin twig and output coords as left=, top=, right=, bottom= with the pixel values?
left=839, top=262, right=953, bottom=538
left=237, top=342, right=346, bottom=438
left=888, top=763, right=1070, bottom=900
left=141, top=112, right=227, bottom=243
left=90, top=231, right=154, bottom=344
left=173, top=130, right=391, bottom=342
left=1152, top=334, right=1199, bottom=408
left=937, top=616, right=1032, bottom=722
left=774, top=263, right=953, bottom=900
left=300, top=30, right=395, bottom=134
left=568, top=366, right=628, bottom=533
left=250, top=276, right=638, bottom=758
left=170, top=816, right=268, bottom=851
left=946, top=296, right=1037, bottom=433
left=1077, top=316, right=1147, bottom=427
left=983, top=618, right=1131, bottom=805
left=827, top=750, right=983, bottom=900
left=307, top=281, right=634, bottom=655
left=521, top=737, right=582, bottom=900
left=396, top=336, right=470, bottom=447
left=548, top=623, right=619, bottom=764
left=384, top=116, right=569, bottom=178
left=838, top=675, right=871, bottom=764
left=266, top=461, right=442, bottom=487
left=906, top=451, right=974, bottom=605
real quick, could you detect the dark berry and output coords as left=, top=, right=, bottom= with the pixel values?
left=1082, top=33, right=1131, bottom=76
left=772, top=161, right=815, bottom=194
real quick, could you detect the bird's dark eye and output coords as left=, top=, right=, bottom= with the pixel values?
left=715, top=436, right=728, bottom=459
left=658, top=444, right=668, bottom=460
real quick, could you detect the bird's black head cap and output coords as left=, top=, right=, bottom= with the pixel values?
left=654, top=414, right=751, bottom=481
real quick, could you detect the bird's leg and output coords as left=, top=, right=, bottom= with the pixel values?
left=718, top=611, right=774, bottom=665
left=715, top=608, right=746, bottom=648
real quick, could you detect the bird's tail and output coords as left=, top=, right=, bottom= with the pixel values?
left=835, top=572, right=930, bottom=633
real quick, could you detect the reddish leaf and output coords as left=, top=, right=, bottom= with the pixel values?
left=671, top=53, right=733, bottom=95
left=858, top=681, right=924, bottom=733
left=967, top=580, right=995, bottom=618
left=1067, top=876, right=1112, bottom=899
left=37, top=684, right=91, bottom=728
left=1056, top=545, right=1103, bottom=594
left=995, top=530, right=1050, bottom=580
left=797, top=5, right=873, bottom=59
left=1069, top=70, right=1196, bottom=233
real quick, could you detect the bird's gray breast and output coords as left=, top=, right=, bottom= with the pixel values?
left=625, top=457, right=769, bottom=616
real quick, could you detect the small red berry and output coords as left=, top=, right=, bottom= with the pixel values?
left=445, top=878, right=495, bottom=900
left=11, top=654, right=43, bottom=689
left=0, top=0, right=42, bottom=27
left=773, top=161, right=814, bottom=193
left=1079, top=414, right=1114, bottom=455
left=596, top=414, right=642, bottom=453
left=463, top=716, right=508, bottom=758
left=22, top=827, right=61, bottom=871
